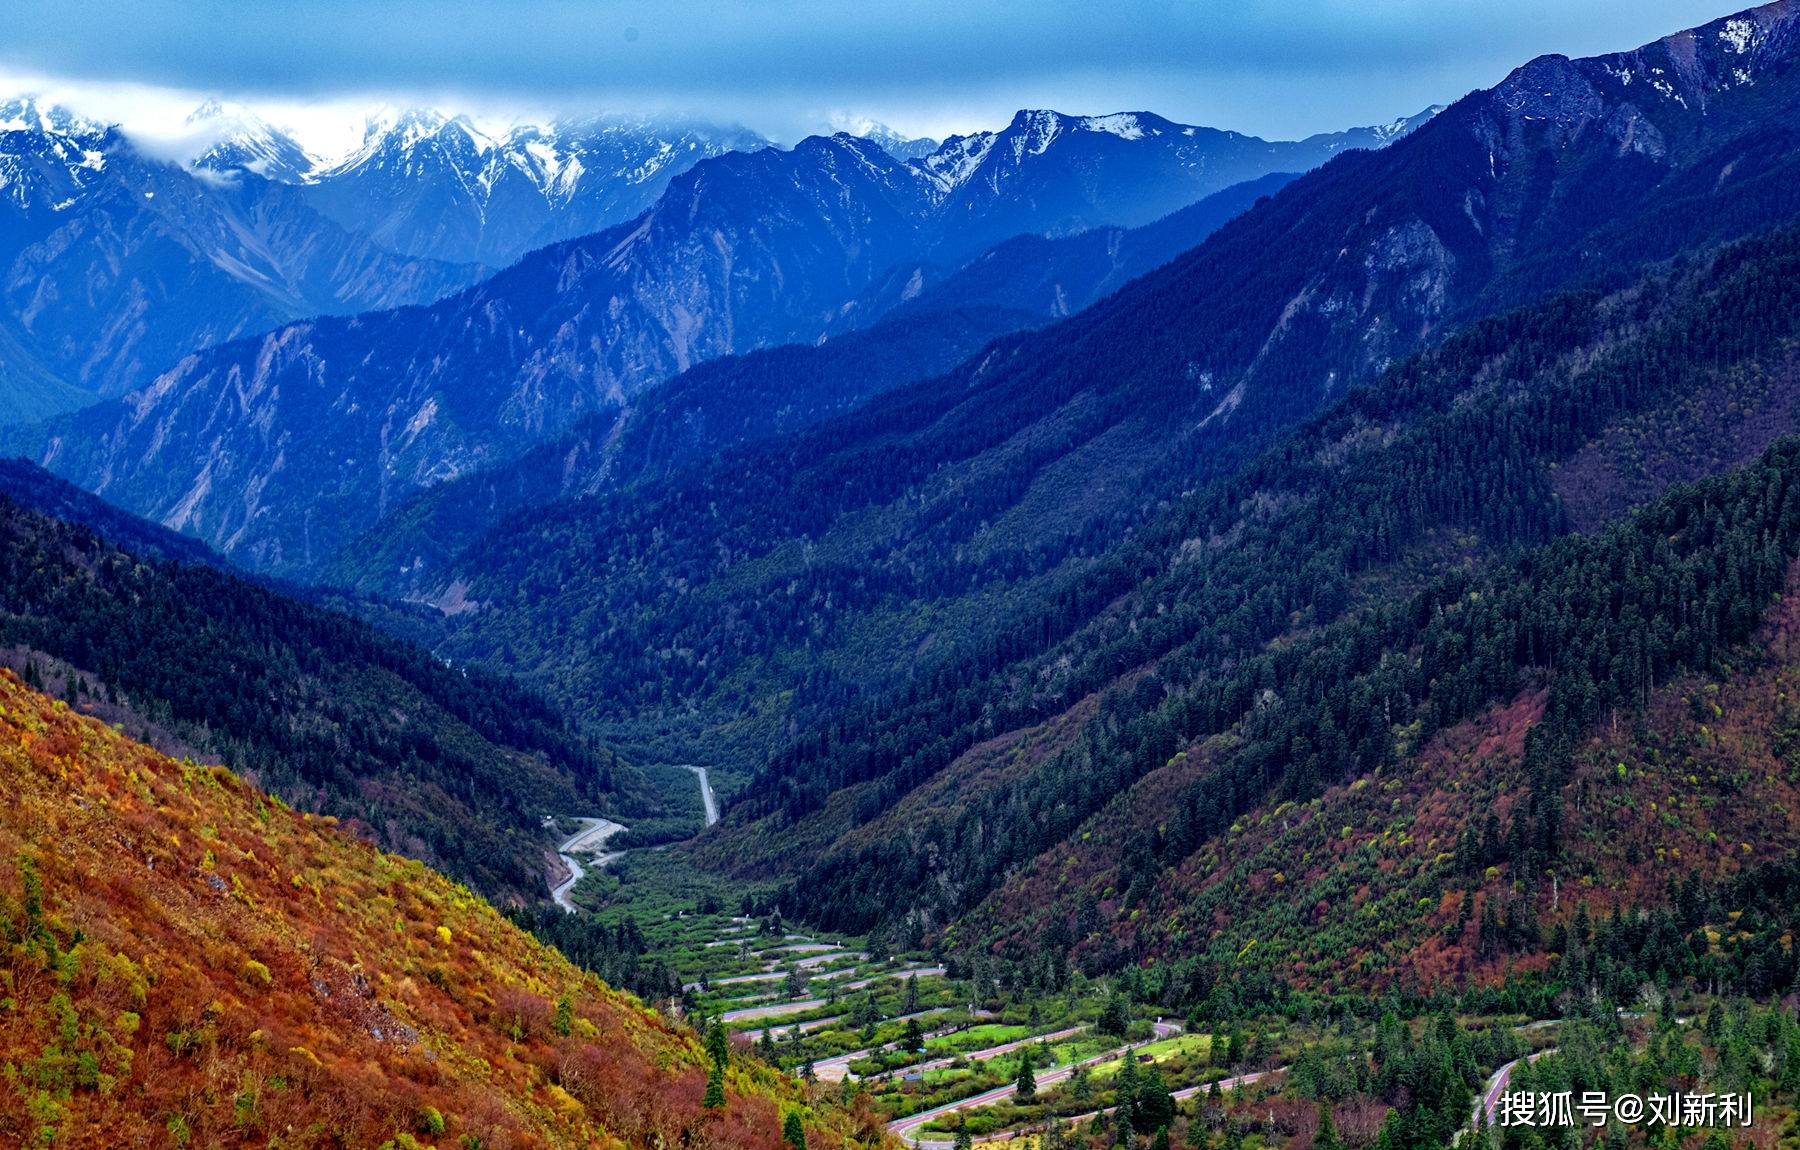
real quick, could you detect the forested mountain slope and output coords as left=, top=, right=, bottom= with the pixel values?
left=0, top=670, right=883, bottom=1149
left=421, top=0, right=1800, bottom=776
left=952, top=442, right=1800, bottom=1000
left=756, top=220, right=1800, bottom=978
left=0, top=456, right=227, bottom=568
left=0, top=493, right=652, bottom=900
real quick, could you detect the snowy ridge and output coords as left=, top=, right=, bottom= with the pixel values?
left=911, top=105, right=1439, bottom=201
left=186, top=99, right=319, bottom=182
left=0, top=96, right=114, bottom=209
left=315, top=107, right=763, bottom=205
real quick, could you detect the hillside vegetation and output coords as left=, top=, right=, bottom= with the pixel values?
left=0, top=669, right=887, bottom=1149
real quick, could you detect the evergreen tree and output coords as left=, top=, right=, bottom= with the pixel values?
left=1016, top=1049, right=1037, bottom=1101
left=1071, top=1062, right=1093, bottom=1101
left=703, top=1060, right=726, bottom=1109
left=707, top=1020, right=731, bottom=1068
left=905, top=1017, right=926, bottom=1052
left=1315, top=1101, right=1340, bottom=1150
left=1115, top=1055, right=1141, bottom=1138
left=1099, top=994, right=1131, bottom=1037
left=783, top=1109, right=807, bottom=1150
left=1136, top=1065, right=1175, bottom=1134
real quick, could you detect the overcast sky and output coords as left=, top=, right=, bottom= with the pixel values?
left=0, top=0, right=1745, bottom=151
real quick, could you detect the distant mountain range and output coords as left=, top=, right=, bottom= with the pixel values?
left=321, top=170, right=1304, bottom=602
left=0, top=97, right=480, bottom=422
left=290, top=107, right=771, bottom=265
left=388, top=0, right=1800, bottom=877
left=5, top=101, right=1435, bottom=572
left=0, top=97, right=777, bottom=425
left=0, top=98, right=1432, bottom=575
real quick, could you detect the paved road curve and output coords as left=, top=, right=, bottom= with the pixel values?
left=811, top=1013, right=965, bottom=1081
left=548, top=817, right=628, bottom=912
left=1465, top=1047, right=1558, bottom=1138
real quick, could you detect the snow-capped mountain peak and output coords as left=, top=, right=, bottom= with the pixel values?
left=298, top=108, right=770, bottom=264
left=184, top=98, right=318, bottom=182
left=834, top=119, right=941, bottom=161
left=1370, top=105, right=1445, bottom=144
left=0, top=96, right=108, bottom=140
left=0, top=96, right=113, bottom=209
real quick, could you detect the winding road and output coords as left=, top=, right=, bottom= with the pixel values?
left=1465, top=1045, right=1558, bottom=1137
left=810, top=1013, right=964, bottom=1081
left=872, top=1026, right=1087, bottom=1084
left=546, top=764, right=719, bottom=908
left=549, top=817, right=628, bottom=912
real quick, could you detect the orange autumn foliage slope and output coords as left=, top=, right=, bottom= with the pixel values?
left=0, top=670, right=888, bottom=1150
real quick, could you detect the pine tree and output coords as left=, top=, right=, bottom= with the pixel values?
left=1112, top=1106, right=1132, bottom=1148
left=1137, top=1065, right=1174, bottom=1135
left=1099, top=994, right=1131, bottom=1036
left=1016, top=1049, right=1037, bottom=1101
left=1315, top=1101, right=1340, bottom=1150
left=703, top=1060, right=726, bottom=1109
left=783, top=1109, right=807, bottom=1150
left=1115, top=1055, right=1140, bottom=1137
left=953, top=1120, right=974, bottom=1150
left=1072, top=1062, right=1093, bottom=1100
left=707, top=1020, right=731, bottom=1068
